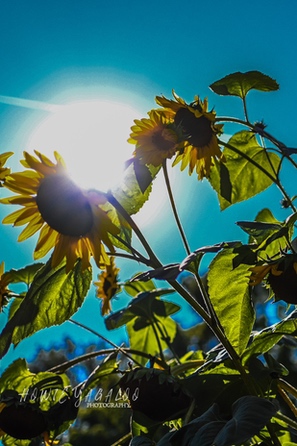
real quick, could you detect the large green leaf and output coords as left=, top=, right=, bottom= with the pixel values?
left=127, top=315, right=177, bottom=366
left=0, top=359, right=78, bottom=445
left=209, top=131, right=281, bottom=210
left=157, top=396, right=277, bottom=446
left=0, top=259, right=92, bottom=359
left=242, top=310, right=297, bottom=364
left=0, top=358, right=70, bottom=405
left=207, top=249, right=255, bottom=355
left=111, top=158, right=160, bottom=216
left=212, top=396, right=278, bottom=446
left=130, top=436, right=156, bottom=446
left=209, top=71, right=279, bottom=99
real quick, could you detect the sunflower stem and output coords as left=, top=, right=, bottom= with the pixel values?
left=242, top=96, right=250, bottom=122
left=106, top=192, right=163, bottom=267
left=162, top=159, right=191, bottom=256
left=47, top=347, right=167, bottom=374
left=69, top=318, right=144, bottom=368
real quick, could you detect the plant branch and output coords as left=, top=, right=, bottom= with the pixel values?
left=106, top=192, right=163, bottom=266
left=69, top=318, right=144, bottom=368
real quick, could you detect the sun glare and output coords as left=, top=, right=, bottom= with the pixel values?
left=25, top=97, right=172, bottom=228
left=27, top=99, right=141, bottom=192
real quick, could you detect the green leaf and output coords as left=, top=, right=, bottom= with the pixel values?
left=218, top=161, right=232, bottom=203
left=124, top=276, right=156, bottom=297
left=5, top=262, right=44, bottom=286
left=0, top=358, right=78, bottom=443
left=112, top=158, right=160, bottom=216
left=157, top=404, right=223, bottom=446
left=212, top=396, right=278, bottom=446
left=157, top=396, right=277, bottom=446
left=237, top=220, right=282, bottom=238
left=242, top=310, right=297, bottom=364
left=105, top=289, right=179, bottom=330
left=247, top=208, right=292, bottom=258
left=208, top=249, right=255, bottom=355
left=127, top=315, right=177, bottom=366
left=232, top=244, right=257, bottom=268
left=0, top=358, right=71, bottom=408
left=209, top=131, right=281, bottom=210
left=0, top=259, right=92, bottom=359
left=130, top=436, right=156, bottom=446
left=99, top=195, right=132, bottom=253
left=0, top=358, right=35, bottom=394
left=209, top=71, right=279, bottom=99
left=1, top=435, right=31, bottom=446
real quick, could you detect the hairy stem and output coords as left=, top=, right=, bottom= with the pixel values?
left=162, top=159, right=191, bottom=255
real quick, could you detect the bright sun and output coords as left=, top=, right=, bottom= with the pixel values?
left=26, top=97, right=170, bottom=228
left=27, top=99, right=141, bottom=192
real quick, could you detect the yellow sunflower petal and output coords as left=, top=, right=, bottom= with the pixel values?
left=18, top=218, right=44, bottom=241
left=2, top=207, right=33, bottom=225
left=0, top=152, right=13, bottom=166
left=14, top=206, right=39, bottom=226
left=34, top=225, right=57, bottom=258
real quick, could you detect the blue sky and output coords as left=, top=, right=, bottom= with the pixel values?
left=1, top=0, right=297, bottom=372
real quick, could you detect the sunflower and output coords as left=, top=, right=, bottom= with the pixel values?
left=155, top=91, right=224, bottom=180
left=0, top=152, right=13, bottom=185
left=0, top=151, right=120, bottom=272
left=128, top=109, right=183, bottom=166
left=94, top=256, right=120, bottom=315
left=249, top=263, right=274, bottom=286
left=0, top=262, right=11, bottom=311
left=0, top=400, right=47, bottom=440
left=249, top=255, right=297, bottom=304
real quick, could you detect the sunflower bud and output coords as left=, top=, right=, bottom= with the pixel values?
left=0, top=402, right=47, bottom=440
left=267, top=256, right=297, bottom=304
left=119, top=368, right=192, bottom=422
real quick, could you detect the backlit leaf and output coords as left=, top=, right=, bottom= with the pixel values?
left=112, top=158, right=160, bottom=216
left=127, top=315, right=177, bottom=365
left=242, top=310, right=297, bottom=364
left=4, top=262, right=44, bottom=286
left=208, top=249, right=255, bottom=355
left=209, top=131, right=280, bottom=210
left=212, top=396, right=278, bottom=446
left=0, top=259, right=92, bottom=359
left=210, top=71, right=279, bottom=99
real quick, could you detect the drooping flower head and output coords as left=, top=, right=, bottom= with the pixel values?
left=94, top=256, right=120, bottom=315
left=0, top=151, right=120, bottom=272
left=128, top=109, right=183, bottom=167
left=155, top=92, right=224, bottom=179
left=249, top=254, right=297, bottom=304
left=0, top=152, right=13, bottom=185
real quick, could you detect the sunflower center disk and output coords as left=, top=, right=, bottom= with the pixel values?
left=36, top=174, right=94, bottom=237
left=174, top=108, right=213, bottom=147
left=151, top=128, right=177, bottom=152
